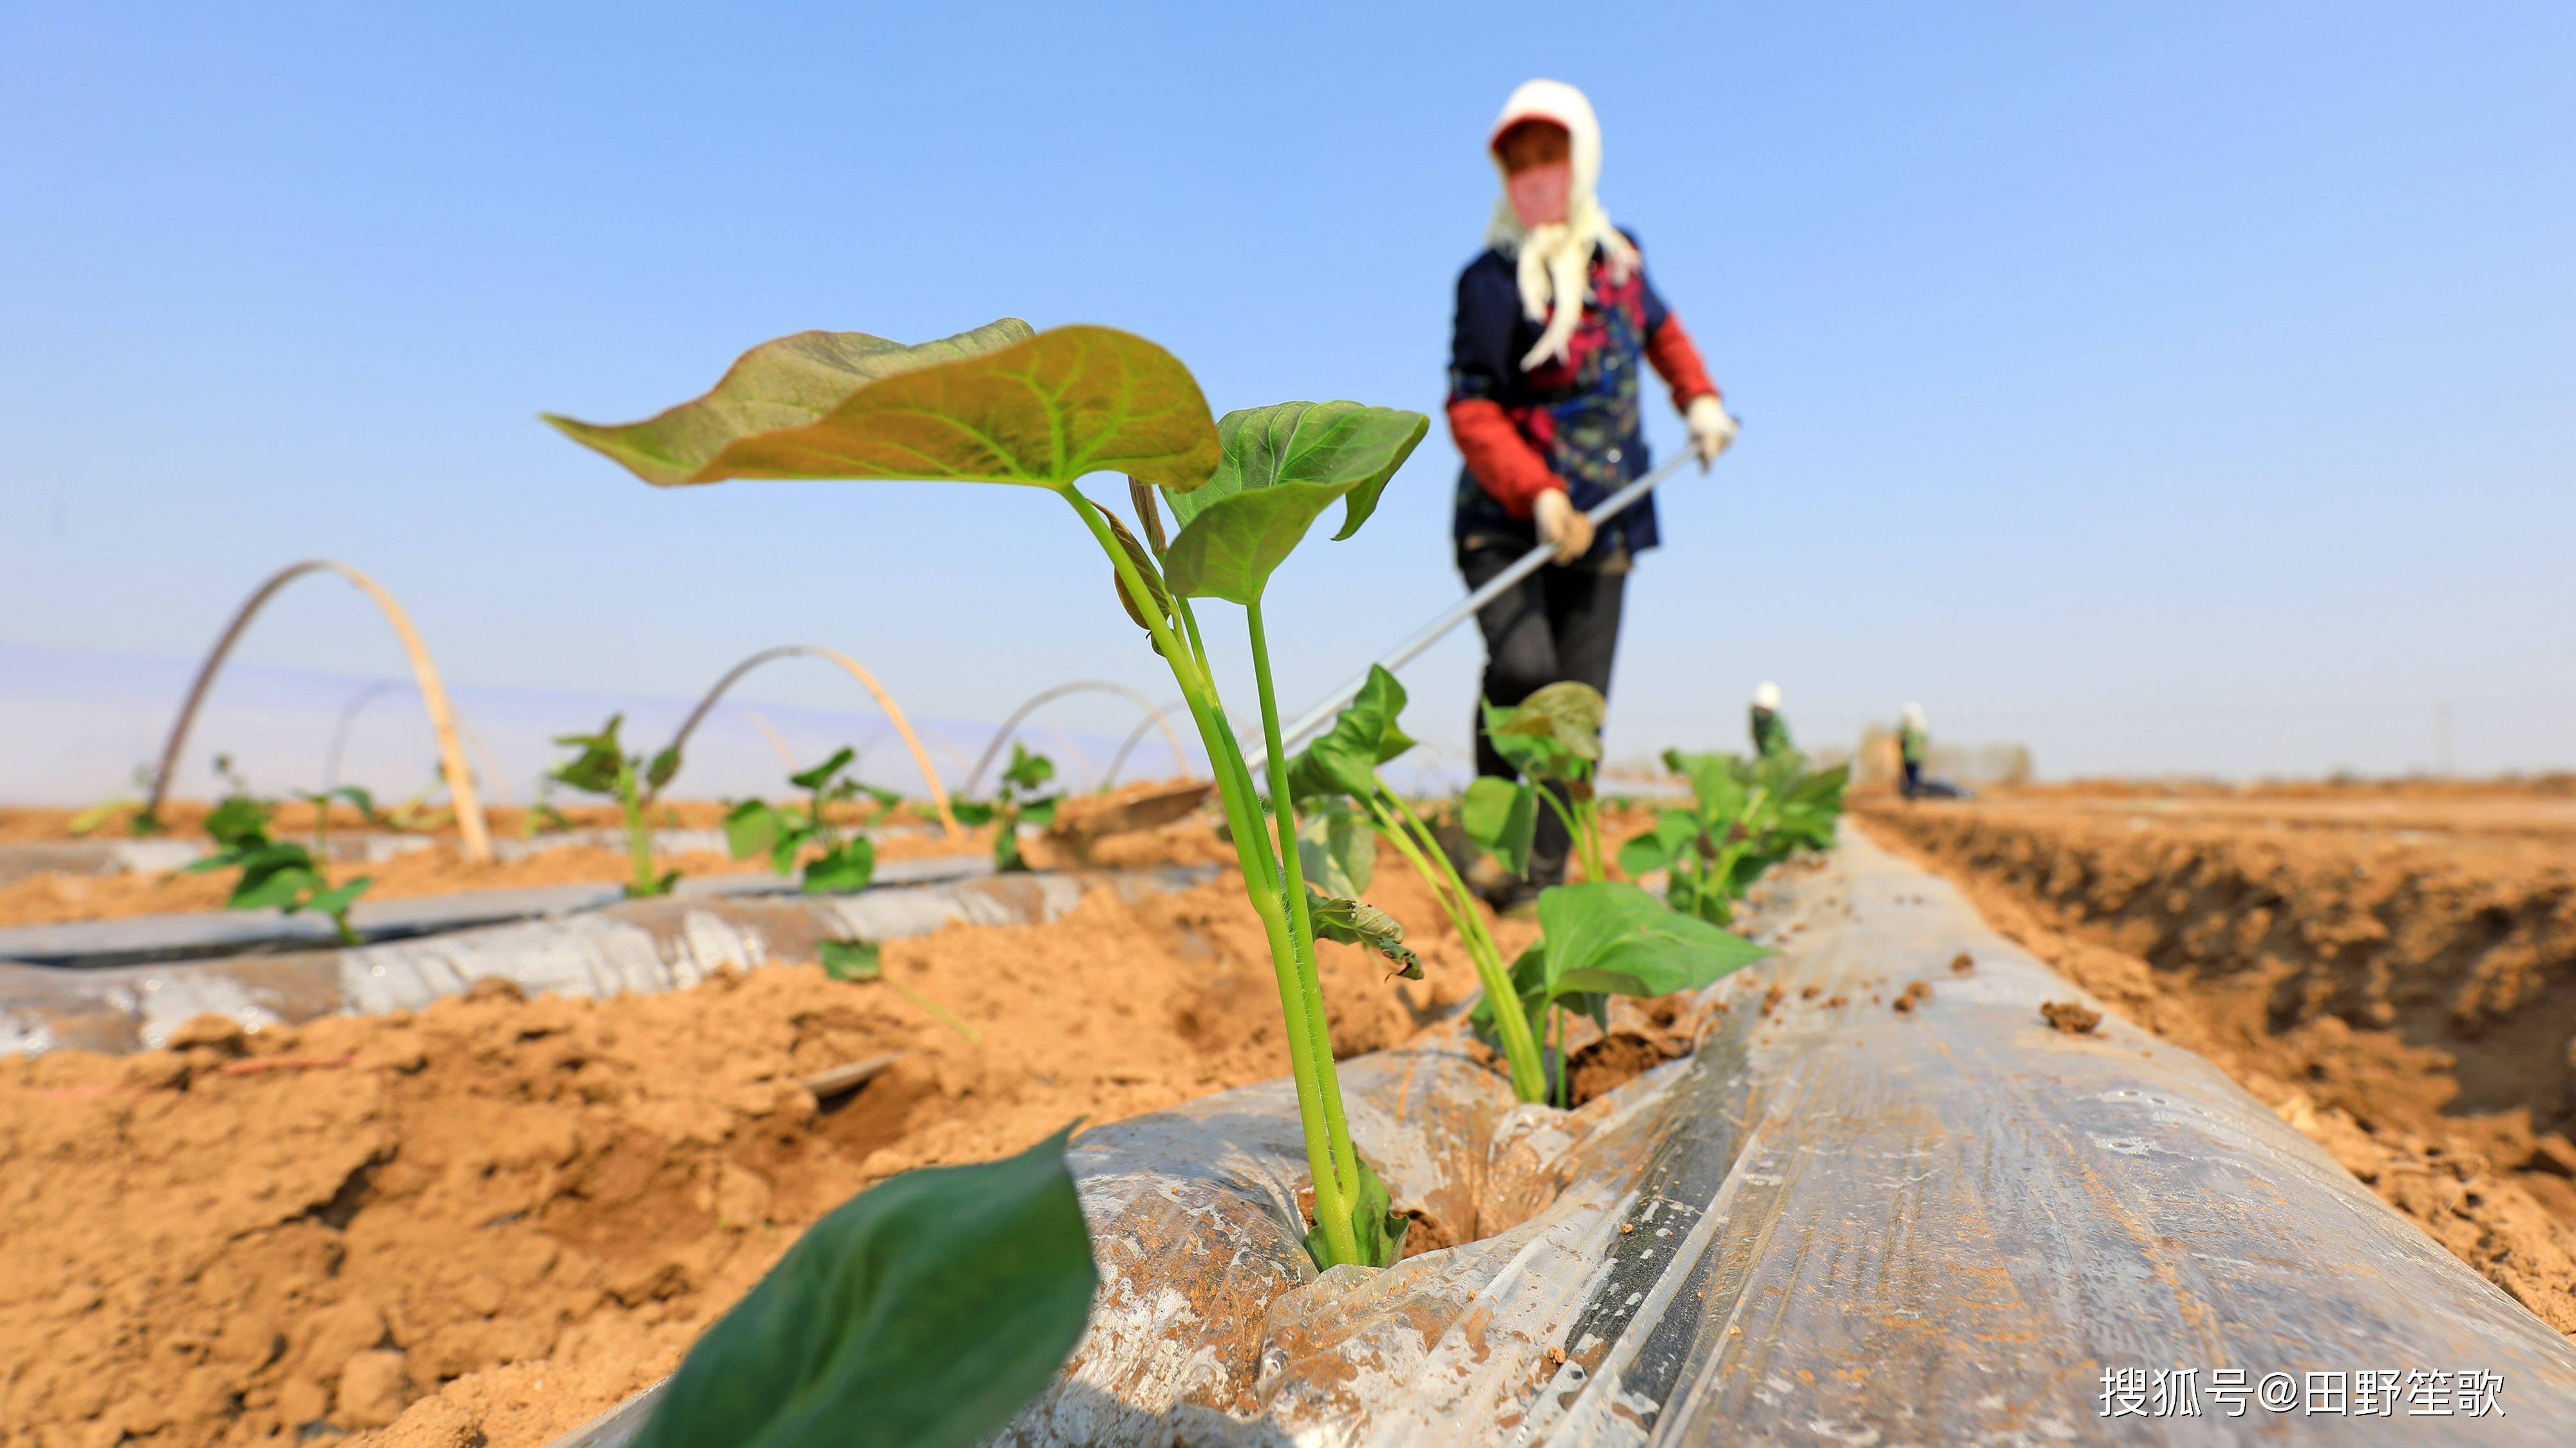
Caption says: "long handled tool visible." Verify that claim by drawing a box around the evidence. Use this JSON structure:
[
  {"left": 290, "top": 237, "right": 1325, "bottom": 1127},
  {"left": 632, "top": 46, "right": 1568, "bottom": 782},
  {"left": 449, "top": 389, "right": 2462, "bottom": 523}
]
[{"left": 1246, "top": 453, "right": 1696, "bottom": 772}]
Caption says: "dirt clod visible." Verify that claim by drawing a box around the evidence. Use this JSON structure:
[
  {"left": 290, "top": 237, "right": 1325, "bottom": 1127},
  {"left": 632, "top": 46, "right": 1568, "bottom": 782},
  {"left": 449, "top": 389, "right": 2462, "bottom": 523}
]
[
  {"left": 2040, "top": 1000, "right": 2103, "bottom": 1034},
  {"left": 463, "top": 976, "right": 526, "bottom": 1005},
  {"left": 1893, "top": 980, "right": 1933, "bottom": 1013},
  {"left": 167, "top": 1013, "right": 251, "bottom": 1056},
  {"left": 1949, "top": 951, "right": 1975, "bottom": 973}
]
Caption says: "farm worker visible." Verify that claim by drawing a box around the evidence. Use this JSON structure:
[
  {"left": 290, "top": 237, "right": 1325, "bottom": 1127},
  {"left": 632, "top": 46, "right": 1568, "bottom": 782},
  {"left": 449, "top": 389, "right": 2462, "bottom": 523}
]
[
  {"left": 1451, "top": 78, "right": 1738, "bottom": 893},
  {"left": 1749, "top": 681, "right": 1794, "bottom": 759},
  {"left": 1898, "top": 703, "right": 1929, "bottom": 798}
]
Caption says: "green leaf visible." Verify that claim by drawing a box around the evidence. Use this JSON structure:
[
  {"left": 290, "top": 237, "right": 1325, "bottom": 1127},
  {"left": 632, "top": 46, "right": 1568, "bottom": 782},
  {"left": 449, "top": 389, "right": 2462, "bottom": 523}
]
[
  {"left": 1493, "top": 683, "right": 1605, "bottom": 765},
  {"left": 725, "top": 799, "right": 786, "bottom": 862},
  {"left": 859, "top": 783, "right": 907, "bottom": 811},
  {"left": 547, "top": 322, "right": 1220, "bottom": 493},
  {"left": 550, "top": 715, "right": 629, "bottom": 796},
  {"left": 227, "top": 843, "right": 320, "bottom": 911},
  {"left": 947, "top": 800, "right": 996, "bottom": 828},
  {"left": 202, "top": 795, "right": 273, "bottom": 850},
  {"left": 1537, "top": 882, "right": 1769, "bottom": 1000},
  {"left": 1663, "top": 750, "right": 1748, "bottom": 828},
  {"left": 1307, "top": 893, "right": 1420, "bottom": 979},
  {"left": 802, "top": 839, "right": 878, "bottom": 895},
  {"left": 1303, "top": 1150, "right": 1409, "bottom": 1271},
  {"left": 819, "top": 939, "right": 883, "bottom": 982},
  {"left": 1615, "top": 808, "right": 1701, "bottom": 879},
  {"left": 1460, "top": 777, "right": 1537, "bottom": 879},
  {"left": 1289, "top": 665, "right": 1416, "bottom": 802},
  {"left": 1019, "top": 796, "right": 1059, "bottom": 830},
  {"left": 769, "top": 832, "right": 808, "bottom": 877},
  {"left": 790, "top": 747, "right": 857, "bottom": 793},
  {"left": 303, "top": 877, "right": 372, "bottom": 920},
  {"left": 1294, "top": 799, "right": 1376, "bottom": 899},
  {"left": 633, "top": 1127, "right": 1098, "bottom": 1448},
  {"left": 1001, "top": 744, "right": 1055, "bottom": 794},
  {"left": 645, "top": 747, "right": 683, "bottom": 792},
  {"left": 1160, "top": 402, "right": 1428, "bottom": 603}
]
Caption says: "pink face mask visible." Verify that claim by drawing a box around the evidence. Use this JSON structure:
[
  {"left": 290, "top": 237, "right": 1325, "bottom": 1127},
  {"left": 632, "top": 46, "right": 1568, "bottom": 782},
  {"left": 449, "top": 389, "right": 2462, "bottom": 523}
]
[{"left": 1507, "top": 162, "right": 1571, "bottom": 228}]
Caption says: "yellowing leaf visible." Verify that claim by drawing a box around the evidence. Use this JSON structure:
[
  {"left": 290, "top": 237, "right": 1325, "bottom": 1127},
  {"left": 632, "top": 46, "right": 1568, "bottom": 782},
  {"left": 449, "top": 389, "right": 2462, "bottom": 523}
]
[{"left": 549, "top": 323, "right": 1220, "bottom": 492}]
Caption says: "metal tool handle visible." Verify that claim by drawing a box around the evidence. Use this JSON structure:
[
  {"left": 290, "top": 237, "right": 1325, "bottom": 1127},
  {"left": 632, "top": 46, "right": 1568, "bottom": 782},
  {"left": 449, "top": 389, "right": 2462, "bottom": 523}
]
[{"left": 1247, "top": 453, "right": 1694, "bottom": 772}]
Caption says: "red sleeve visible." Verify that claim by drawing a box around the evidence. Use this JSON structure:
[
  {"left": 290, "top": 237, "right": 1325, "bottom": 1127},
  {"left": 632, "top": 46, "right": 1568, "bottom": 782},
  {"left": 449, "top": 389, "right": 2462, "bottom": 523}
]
[
  {"left": 1446, "top": 397, "right": 1562, "bottom": 520},
  {"left": 1644, "top": 315, "right": 1720, "bottom": 413}
]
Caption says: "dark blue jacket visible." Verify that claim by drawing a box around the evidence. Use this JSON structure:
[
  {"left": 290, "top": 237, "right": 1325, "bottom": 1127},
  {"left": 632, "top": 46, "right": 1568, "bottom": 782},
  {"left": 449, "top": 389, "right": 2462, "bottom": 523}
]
[{"left": 1447, "top": 231, "right": 1692, "bottom": 566}]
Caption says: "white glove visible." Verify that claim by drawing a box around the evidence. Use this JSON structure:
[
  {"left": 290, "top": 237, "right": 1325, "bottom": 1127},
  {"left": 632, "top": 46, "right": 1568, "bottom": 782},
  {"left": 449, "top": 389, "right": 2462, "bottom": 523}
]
[
  {"left": 1687, "top": 394, "right": 1739, "bottom": 470},
  {"left": 1533, "top": 488, "right": 1594, "bottom": 564}
]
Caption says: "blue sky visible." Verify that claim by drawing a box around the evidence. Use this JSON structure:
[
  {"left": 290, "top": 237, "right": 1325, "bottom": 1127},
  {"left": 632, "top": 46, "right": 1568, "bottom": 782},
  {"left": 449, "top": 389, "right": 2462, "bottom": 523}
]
[{"left": 4, "top": 1, "right": 2570, "bottom": 795}]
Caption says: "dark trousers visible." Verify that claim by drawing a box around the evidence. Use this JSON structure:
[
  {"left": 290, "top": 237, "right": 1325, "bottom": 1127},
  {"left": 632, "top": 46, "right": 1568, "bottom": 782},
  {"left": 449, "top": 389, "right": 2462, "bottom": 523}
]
[{"left": 1459, "top": 544, "right": 1627, "bottom": 886}]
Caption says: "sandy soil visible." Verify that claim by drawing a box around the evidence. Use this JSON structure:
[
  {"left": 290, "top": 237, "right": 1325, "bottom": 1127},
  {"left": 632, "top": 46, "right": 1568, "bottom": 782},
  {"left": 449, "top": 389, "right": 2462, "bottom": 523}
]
[
  {"left": 0, "top": 834, "right": 1561, "bottom": 1448},
  {"left": 1859, "top": 786, "right": 2576, "bottom": 1335}
]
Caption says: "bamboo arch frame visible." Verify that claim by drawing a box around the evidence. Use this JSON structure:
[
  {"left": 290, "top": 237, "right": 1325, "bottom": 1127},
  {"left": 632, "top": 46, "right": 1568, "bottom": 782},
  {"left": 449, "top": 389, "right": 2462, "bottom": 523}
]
[
  {"left": 147, "top": 560, "right": 494, "bottom": 861},
  {"left": 651, "top": 645, "right": 960, "bottom": 837},
  {"left": 962, "top": 681, "right": 1197, "bottom": 796}
]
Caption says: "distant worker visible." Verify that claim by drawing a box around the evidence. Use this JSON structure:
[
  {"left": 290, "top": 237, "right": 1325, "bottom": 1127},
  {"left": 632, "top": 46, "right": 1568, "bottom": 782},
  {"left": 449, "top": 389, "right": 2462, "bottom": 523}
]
[
  {"left": 1450, "top": 78, "right": 1739, "bottom": 891},
  {"left": 1749, "top": 681, "right": 1794, "bottom": 758},
  {"left": 1897, "top": 702, "right": 1929, "bottom": 798}
]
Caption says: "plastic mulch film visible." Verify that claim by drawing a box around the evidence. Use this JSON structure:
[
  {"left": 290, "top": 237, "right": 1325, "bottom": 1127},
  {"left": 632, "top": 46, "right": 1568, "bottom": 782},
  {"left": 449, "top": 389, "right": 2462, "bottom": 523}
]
[{"left": 0, "top": 862, "right": 1216, "bottom": 1056}]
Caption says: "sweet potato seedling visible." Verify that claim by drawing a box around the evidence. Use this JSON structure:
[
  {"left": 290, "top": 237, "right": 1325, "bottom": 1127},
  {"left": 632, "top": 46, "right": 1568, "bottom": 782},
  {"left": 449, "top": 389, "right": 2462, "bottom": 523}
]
[
  {"left": 1472, "top": 881, "right": 1770, "bottom": 1105},
  {"left": 547, "top": 714, "right": 680, "bottom": 898},
  {"left": 726, "top": 746, "right": 898, "bottom": 892},
  {"left": 550, "top": 321, "right": 1423, "bottom": 1270},
  {"left": 1468, "top": 682, "right": 1613, "bottom": 886},
  {"left": 1618, "top": 749, "right": 1849, "bottom": 924},
  {"left": 946, "top": 743, "right": 1058, "bottom": 873},
  {"left": 180, "top": 791, "right": 373, "bottom": 947},
  {"left": 1441, "top": 683, "right": 1771, "bottom": 1103}
]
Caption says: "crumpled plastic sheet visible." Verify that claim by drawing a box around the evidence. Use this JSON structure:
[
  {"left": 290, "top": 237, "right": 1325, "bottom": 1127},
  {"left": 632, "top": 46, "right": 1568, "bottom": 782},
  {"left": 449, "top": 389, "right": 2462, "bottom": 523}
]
[
  {"left": 0, "top": 862, "right": 1217, "bottom": 1056},
  {"left": 556, "top": 828, "right": 2576, "bottom": 1446}
]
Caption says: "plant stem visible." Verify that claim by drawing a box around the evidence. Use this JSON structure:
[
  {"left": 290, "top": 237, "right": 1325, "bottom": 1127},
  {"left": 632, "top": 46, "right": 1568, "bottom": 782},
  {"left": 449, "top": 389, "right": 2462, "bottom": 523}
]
[
  {"left": 617, "top": 759, "right": 657, "bottom": 897},
  {"left": 1246, "top": 600, "right": 1361, "bottom": 1223},
  {"left": 1370, "top": 790, "right": 1548, "bottom": 1101},
  {"left": 1577, "top": 795, "right": 1606, "bottom": 883},
  {"left": 1533, "top": 782, "right": 1589, "bottom": 875},
  {"left": 1063, "top": 490, "right": 1361, "bottom": 1264}
]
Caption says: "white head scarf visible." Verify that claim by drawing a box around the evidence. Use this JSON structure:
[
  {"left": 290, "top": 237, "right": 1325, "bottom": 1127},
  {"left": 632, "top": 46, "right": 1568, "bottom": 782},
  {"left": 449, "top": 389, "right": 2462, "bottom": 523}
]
[
  {"left": 1753, "top": 681, "right": 1782, "bottom": 710},
  {"left": 1484, "top": 79, "right": 1638, "bottom": 372}
]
